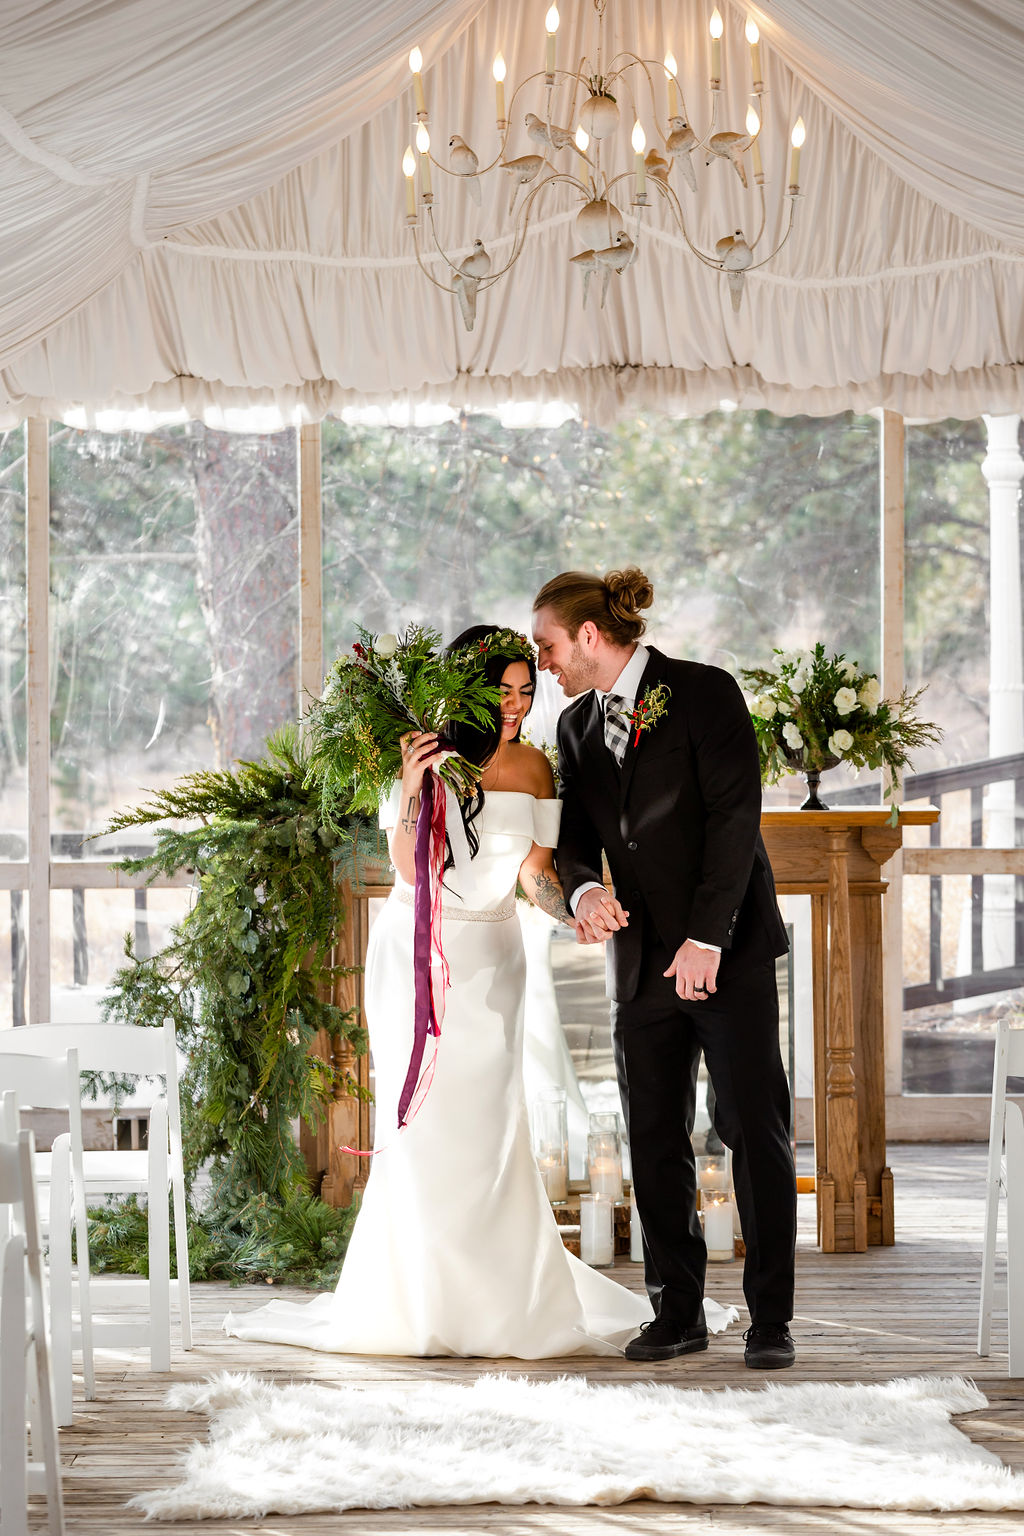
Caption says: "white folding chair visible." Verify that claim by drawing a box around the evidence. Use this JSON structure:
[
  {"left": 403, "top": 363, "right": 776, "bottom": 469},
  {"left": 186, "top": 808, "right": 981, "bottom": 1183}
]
[
  {"left": 978, "top": 1019, "right": 1024, "bottom": 1374},
  {"left": 0, "top": 1052, "right": 94, "bottom": 1427},
  {"left": 0, "top": 1126, "right": 66, "bottom": 1536},
  {"left": 0, "top": 1020, "right": 192, "bottom": 1366}
]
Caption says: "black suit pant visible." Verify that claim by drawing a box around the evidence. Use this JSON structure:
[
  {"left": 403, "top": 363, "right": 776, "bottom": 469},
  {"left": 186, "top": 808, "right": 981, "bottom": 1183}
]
[{"left": 611, "top": 929, "right": 796, "bottom": 1328}]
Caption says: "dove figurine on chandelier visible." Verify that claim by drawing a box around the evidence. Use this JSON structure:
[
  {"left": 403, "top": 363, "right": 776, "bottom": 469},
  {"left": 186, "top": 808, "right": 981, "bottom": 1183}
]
[
  {"left": 453, "top": 238, "right": 491, "bottom": 331},
  {"left": 715, "top": 230, "right": 753, "bottom": 312},
  {"left": 707, "top": 132, "right": 749, "bottom": 189},
  {"left": 448, "top": 135, "right": 481, "bottom": 206},
  {"left": 525, "top": 112, "right": 578, "bottom": 155},
  {"left": 665, "top": 117, "right": 698, "bottom": 193},
  {"left": 502, "top": 154, "right": 546, "bottom": 215}
]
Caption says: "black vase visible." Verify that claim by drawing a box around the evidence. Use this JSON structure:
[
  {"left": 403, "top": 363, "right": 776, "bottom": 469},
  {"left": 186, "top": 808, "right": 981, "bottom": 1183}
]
[{"left": 801, "top": 769, "right": 829, "bottom": 810}]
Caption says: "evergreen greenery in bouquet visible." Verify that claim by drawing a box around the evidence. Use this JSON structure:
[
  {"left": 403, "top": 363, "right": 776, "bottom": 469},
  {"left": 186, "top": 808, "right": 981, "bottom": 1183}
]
[
  {"left": 306, "top": 623, "right": 507, "bottom": 822},
  {"left": 740, "top": 642, "right": 940, "bottom": 807}
]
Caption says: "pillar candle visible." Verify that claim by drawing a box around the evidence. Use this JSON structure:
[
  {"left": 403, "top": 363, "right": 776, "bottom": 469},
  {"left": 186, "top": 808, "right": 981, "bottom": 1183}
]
[
  {"left": 704, "top": 1194, "right": 735, "bottom": 1260},
  {"left": 629, "top": 1185, "right": 643, "bottom": 1261},
  {"left": 580, "top": 1194, "right": 614, "bottom": 1266}
]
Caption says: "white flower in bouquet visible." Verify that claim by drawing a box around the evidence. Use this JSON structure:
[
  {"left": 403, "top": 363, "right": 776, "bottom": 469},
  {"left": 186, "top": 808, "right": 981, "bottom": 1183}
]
[
  {"left": 741, "top": 641, "right": 940, "bottom": 823},
  {"left": 375, "top": 633, "right": 399, "bottom": 659},
  {"left": 858, "top": 675, "right": 881, "bottom": 714}
]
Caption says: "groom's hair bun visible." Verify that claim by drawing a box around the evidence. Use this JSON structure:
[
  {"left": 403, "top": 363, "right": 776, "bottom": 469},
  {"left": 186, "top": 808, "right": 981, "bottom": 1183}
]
[
  {"left": 533, "top": 567, "right": 654, "bottom": 645},
  {"left": 605, "top": 567, "right": 654, "bottom": 631}
]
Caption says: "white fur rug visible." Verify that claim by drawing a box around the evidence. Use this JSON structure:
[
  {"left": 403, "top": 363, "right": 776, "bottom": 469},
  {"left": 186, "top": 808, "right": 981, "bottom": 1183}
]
[{"left": 132, "top": 1372, "right": 1024, "bottom": 1520}]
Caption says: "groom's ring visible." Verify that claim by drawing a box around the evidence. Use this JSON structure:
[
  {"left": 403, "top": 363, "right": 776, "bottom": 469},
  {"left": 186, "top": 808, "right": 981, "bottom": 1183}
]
[{"left": 694, "top": 984, "right": 708, "bottom": 995}]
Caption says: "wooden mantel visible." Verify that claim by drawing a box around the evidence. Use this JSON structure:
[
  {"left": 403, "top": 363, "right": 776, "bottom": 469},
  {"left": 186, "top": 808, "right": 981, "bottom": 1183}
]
[{"left": 761, "top": 807, "right": 939, "bottom": 1252}]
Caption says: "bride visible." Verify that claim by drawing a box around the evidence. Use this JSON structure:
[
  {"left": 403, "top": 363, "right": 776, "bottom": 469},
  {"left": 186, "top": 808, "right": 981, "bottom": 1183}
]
[{"left": 226, "top": 625, "right": 734, "bottom": 1358}]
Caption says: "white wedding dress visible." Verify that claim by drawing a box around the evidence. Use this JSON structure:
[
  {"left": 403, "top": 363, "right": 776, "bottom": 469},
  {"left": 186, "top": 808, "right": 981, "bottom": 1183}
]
[{"left": 225, "top": 786, "right": 734, "bottom": 1359}]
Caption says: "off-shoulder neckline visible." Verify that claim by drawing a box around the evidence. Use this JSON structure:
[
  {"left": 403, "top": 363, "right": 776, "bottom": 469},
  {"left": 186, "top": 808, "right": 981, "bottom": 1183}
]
[{"left": 473, "top": 789, "right": 557, "bottom": 802}]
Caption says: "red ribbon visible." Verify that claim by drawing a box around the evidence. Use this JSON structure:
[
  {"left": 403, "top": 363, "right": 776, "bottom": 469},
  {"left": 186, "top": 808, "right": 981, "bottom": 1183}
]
[
  {"left": 397, "top": 769, "right": 449, "bottom": 1128},
  {"left": 342, "top": 769, "right": 450, "bottom": 1154}
]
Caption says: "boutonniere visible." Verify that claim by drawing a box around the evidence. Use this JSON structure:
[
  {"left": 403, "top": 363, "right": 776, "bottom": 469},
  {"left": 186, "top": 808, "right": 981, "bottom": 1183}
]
[{"left": 628, "top": 683, "right": 671, "bottom": 748}]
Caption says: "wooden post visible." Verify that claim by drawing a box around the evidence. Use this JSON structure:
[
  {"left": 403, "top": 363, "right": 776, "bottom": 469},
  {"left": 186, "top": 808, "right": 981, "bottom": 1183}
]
[
  {"left": 25, "top": 418, "right": 50, "bottom": 1025},
  {"left": 825, "top": 829, "right": 863, "bottom": 1251},
  {"left": 320, "top": 882, "right": 365, "bottom": 1209},
  {"left": 880, "top": 409, "right": 905, "bottom": 1099}
]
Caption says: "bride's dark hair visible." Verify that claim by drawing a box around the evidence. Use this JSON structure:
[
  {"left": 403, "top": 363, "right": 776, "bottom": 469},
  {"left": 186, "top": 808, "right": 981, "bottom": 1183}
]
[{"left": 442, "top": 624, "right": 537, "bottom": 861}]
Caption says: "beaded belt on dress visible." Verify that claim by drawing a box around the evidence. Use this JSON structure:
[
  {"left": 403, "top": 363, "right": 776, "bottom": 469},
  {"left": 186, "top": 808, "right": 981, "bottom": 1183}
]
[{"left": 393, "top": 886, "right": 516, "bottom": 922}]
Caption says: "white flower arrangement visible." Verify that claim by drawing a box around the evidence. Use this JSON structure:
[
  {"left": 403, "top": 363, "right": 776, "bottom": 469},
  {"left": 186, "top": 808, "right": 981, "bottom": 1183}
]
[{"left": 741, "top": 642, "right": 940, "bottom": 812}]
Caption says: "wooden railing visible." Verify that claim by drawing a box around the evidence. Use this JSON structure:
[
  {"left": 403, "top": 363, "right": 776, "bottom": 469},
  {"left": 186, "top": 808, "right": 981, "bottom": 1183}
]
[{"left": 827, "top": 753, "right": 1024, "bottom": 1009}]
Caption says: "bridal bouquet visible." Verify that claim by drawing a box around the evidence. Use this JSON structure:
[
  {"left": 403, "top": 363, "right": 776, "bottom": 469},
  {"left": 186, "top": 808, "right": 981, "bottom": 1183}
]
[
  {"left": 306, "top": 624, "right": 504, "bottom": 823},
  {"left": 740, "top": 642, "right": 940, "bottom": 790}
]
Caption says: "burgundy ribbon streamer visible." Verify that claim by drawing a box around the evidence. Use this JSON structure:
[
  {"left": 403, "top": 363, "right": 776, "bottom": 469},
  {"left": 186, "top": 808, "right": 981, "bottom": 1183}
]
[{"left": 396, "top": 769, "right": 448, "bottom": 1127}]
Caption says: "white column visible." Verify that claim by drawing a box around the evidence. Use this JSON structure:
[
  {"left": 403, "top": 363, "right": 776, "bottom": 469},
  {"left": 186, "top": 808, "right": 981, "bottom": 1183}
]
[
  {"left": 982, "top": 415, "right": 1024, "bottom": 971},
  {"left": 880, "top": 411, "right": 905, "bottom": 1097},
  {"left": 25, "top": 418, "right": 50, "bottom": 1024}
]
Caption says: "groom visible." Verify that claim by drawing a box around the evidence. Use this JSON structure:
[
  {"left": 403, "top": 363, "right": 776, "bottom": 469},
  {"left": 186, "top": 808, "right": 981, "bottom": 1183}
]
[{"left": 532, "top": 568, "right": 797, "bottom": 1369}]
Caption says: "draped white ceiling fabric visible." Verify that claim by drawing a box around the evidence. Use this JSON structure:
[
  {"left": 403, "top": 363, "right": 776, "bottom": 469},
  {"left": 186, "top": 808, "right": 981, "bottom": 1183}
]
[{"left": 1, "top": 0, "right": 1023, "bottom": 426}]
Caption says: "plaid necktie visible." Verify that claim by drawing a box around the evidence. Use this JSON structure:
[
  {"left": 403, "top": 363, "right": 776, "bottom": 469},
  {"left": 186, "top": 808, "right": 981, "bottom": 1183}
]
[{"left": 603, "top": 692, "right": 630, "bottom": 767}]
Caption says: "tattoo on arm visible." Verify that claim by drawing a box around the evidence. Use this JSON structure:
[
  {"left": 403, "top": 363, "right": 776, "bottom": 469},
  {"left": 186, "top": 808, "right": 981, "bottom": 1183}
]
[
  {"left": 529, "top": 868, "right": 573, "bottom": 926},
  {"left": 399, "top": 794, "right": 419, "bottom": 836}
]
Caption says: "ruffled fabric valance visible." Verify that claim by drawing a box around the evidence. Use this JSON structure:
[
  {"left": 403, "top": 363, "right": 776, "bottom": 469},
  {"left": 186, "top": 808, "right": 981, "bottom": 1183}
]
[{"left": 1, "top": 0, "right": 1023, "bottom": 426}]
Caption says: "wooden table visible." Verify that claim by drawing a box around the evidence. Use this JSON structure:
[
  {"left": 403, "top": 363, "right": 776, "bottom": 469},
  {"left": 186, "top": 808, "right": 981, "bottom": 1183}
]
[{"left": 761, "top": 808, "right": 939, "bottom": 1253}]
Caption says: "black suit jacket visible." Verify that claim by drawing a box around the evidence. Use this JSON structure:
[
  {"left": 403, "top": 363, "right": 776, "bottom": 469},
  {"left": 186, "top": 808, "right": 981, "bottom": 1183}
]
[{"left": 555, "top": 646, "right": 788, "bottom": 1003}]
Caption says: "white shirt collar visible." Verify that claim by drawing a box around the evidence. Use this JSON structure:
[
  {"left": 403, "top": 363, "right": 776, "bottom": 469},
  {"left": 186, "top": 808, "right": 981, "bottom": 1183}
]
[{"left": 595, "top": 642, "right": 649, "bottom": 709}]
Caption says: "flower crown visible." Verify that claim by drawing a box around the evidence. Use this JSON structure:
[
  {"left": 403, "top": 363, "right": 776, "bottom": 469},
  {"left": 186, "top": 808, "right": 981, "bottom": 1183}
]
[{"left": 455, "top": 628, "right": 535, "bottom": 666}]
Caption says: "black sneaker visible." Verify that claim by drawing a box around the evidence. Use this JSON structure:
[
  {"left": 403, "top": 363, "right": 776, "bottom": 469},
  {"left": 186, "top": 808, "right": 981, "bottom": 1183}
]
[
  {"left": 743, "top": 1322, "right": 796, "bottom": 1369},
  {"left": 624, "top": 1316, "right": 709, "bottom": 1362}
]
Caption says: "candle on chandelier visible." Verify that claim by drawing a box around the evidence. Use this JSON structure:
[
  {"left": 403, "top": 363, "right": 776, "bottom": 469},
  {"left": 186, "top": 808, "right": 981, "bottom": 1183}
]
[
  {"left": 746, "top": 105, "right": 762, "bottom": 178},
  {"left": 632, "top": 120, "right": 647, "bottom": 199},
  {"left": 709, "top": 8, "right": 723, "bottom": 85},
  {"left": 409, "top": 46, "right": 427, "bottom": 116},
  {"left": 545, "top": 5, "right": 559, "bottom": 76},
  {"left": 415, "top": 122, "right": 432, "bottom": 196},
  {"left": 745, "top": 16, "right": 763, "bottom": 90},
  {"left": 575, "top": 124, "right": 591, "bottom": 190},
  {"left": 402, "top": 145, "right": 417, "bottom": 217},
  {"left": 664, "top": 52, "right": 678, "bottom": 119},
  {"left": 493, "top": 52, "right": 507, "bottom": 126},
  {"left": 789, "top": 115, "right": 805, "bottom": 190}
]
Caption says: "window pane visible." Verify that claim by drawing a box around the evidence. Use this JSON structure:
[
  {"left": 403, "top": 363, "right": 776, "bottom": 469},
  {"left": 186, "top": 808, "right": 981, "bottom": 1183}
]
[
  {"left": 45, "top": 424, "right": 299, "bottom": 1024},
  {"left": 0, "top": 425, "right": 26, "bottom": 1027},
  {"left": 48, "top": 424, "right": 299, "bottom": 838},
  {"left": 902, "top": 418, "right": 1004, "bottom": 1092}
]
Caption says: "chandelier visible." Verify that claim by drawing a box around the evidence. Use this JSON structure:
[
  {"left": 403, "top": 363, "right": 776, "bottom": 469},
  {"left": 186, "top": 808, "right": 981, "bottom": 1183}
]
[{"left": 401, "top": 1, "right": 806, "bottom": 330}]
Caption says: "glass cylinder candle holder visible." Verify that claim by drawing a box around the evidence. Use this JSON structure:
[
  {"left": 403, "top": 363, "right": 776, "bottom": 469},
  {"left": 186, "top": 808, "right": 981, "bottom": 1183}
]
[
  {"left": 532, "top": 1088, "right": 569, "bottom": 1204},
  {"left": 696, "top": 1152, "right": 730, "bottom": 1197},
  {"left": 703, "top": 1191, "right": 735, "bottom": 1261},
  {"left": 579, "top": 1193, "right": 614, "bottom": 1266},
  {"left": 588, "top": 1110, "right": 620, "bottom": 1133},
  {"left": 629, "top": 1184, "right": 644, "bottom": 1261},
  {"left": 587, "top": 1129, "right": 623, "bottom": 1203}
]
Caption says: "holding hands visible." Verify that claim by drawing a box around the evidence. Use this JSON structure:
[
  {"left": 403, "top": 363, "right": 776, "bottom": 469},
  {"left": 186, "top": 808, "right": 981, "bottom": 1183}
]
[{"left": 574, "top": 888, "right": 630, "bottom": 946}]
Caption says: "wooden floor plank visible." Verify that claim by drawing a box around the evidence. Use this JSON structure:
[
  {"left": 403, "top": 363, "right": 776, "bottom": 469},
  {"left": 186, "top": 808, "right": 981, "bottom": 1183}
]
[{"left": 34, "top": 1144, "right": 1024, "bottom": 1535}]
